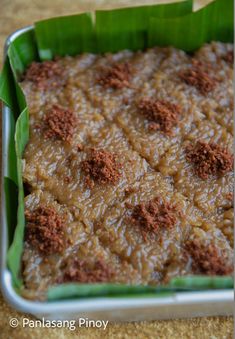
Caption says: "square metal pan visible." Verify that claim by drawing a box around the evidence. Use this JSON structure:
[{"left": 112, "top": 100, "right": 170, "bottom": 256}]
[{"left": 0, "top": 25, "right": 233, "bottom": 321}]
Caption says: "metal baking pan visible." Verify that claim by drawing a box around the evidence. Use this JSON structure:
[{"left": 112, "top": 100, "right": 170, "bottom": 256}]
[{"left": 0, "top": 25, "right": 233, "bottom": 321}]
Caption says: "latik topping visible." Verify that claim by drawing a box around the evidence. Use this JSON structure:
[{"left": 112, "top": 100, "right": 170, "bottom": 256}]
[
  {"left": 127, "top": 197, "right": 180, "bottom": 241},
  {"left": 81, "top": 148, "right": 122, "bottom": 188},
  {"left": 43, "top": 104, "right": 77, "bottom": 142},
  {"left": 186, "top": 140, "right": 233, "bottom": 180},
  {"left": 61, "top": 259, "right": 113, "bottom": 283},
  {"left": 77, "top": 143, "right": 84, "bottom": 152},
  {"left": 98, "top": 62, "right": 132, "bottom": 89},
  {"left": 226, "top": 192, "right": 234, "bottom": 202},
  {"left": 137, "top": 98, "right": 181, "bottom": 135},
  {"left": 25, "top": 206, "right": 65, "bottom": 255},
  {"left": 23, "top": 60, "right": 63, "bottom": 89},
  {"left": 223, "top": 50, "right": 234, "bottom": 64},
  {"left": 179, "top": 61, "right": 216, "bottom": 95},
  {"left": 185, "top": 239, "right": 233, "bottom": 275}
]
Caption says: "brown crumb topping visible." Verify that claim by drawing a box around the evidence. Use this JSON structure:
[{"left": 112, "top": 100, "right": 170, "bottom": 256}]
[
  {"left": 81, "top": 148, "right": 122, "bottom": 188},
  {"left": 185, "top": 239, "right": 233, "bottom": 275},
  {"left": 23, "top": 60, "right": 63, "bottom": 89},
  {"left": 124, "top": 186, "right": 136, "bottom": 197},
  {"left": 98, "top": 62, "right": 132, "bottom": 89},
  {"left": 225, "top": 192, "right": 234, "bottom": 208},
  {"left": 223, "top": 50, "right": 234, "bottom": 64},
  {"left": 43, "top": 104, "right": 77, "bottom": 142},
  {"left": 25, "top": 207, "right": 65, "bottom": 255},
  {"left": 127, "top": 197, "right": 180, "bottom": 241},
  {"left": 226, "top": 192, "right": 234, "bottom": 201},
  {"left": 186, "top": 141, "right": 233, "bottom": 180},
  {"left": 61, "top": 259, "right": 113, "bottom": 283},
  {"left": 179, "top": 61, "right": 216, "bottom": 95},
  {"left": 64, "top": 176, "right": 72, "bottom": 184},
  {"left": 137, "top": 98, "right": 180, "bottom": 135},
  {"left": 123, "top": 97, "right": 130, "bottom": 105},
  {"left": 77, "top": 143, "right": 84, "bottom": 152}
]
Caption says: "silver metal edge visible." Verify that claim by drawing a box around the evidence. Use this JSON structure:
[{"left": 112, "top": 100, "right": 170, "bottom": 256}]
[
  {"left": 3, "top": 25, "right": 34, "bottom": 54},
  {"left": 1, "top": 271, "right": 234, "bottom": 316},
  {"left": 0, "top": 25, "right": 233, "bottom": 319}
]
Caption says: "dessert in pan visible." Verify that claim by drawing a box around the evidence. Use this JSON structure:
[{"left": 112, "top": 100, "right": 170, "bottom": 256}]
[{"left": 20, "top": 42, "right": 233, "bottom": 299}]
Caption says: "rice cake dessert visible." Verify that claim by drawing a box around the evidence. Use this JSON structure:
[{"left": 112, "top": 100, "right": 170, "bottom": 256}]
[
  {"left": 94, "top": 171, "right": 232, "bottom": 284},
  {"left": 71, "top": 48, "right": 168, "bottom": 121},
  {"left": 22, "top": 190, "right": 142, "bottom": 300},
  {"left": 157, "top": 120, "right": 233, "bottom": 215},
  {"left": 21, "top": 42, "right": 234, "bottom": 299},
  {"left": 24, "top": 122, "right": 149, "bottom": 230}
]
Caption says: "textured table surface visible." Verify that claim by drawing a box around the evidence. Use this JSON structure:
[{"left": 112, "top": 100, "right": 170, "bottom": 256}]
[{"left": 0, "top": 1, "right": 233, "bottom": 338}]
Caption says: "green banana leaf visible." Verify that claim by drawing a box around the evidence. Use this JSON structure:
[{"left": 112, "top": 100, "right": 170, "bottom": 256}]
[
  {"left": 149, "top": 0, "right": 234, "bottom": 51},
  {"left": 35, "top": 13, "right": 96, "bottom": 60},
  {"left": 48, "top": 276, "right": 233, "bottom": 301},
  {"left": 0, "top": 0, "right": 233, "bottom": 300},
  {"left": 168, "top": 276, "right": 234, "bottom": 289},
  {"left": 48, "top": 284, "right": 173, "bottom": 301},
  {"left": 7, "top": 108, "right": 29, "bottom": 287},
  {"left": 95, "top": 0, "right": 193, "bottom": 52},
  {"left": 0, "top": 65, "right": 18, "bottom": 184},
  {"left": 1, "top": 30, "right": 33, "bottom": 286}
]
